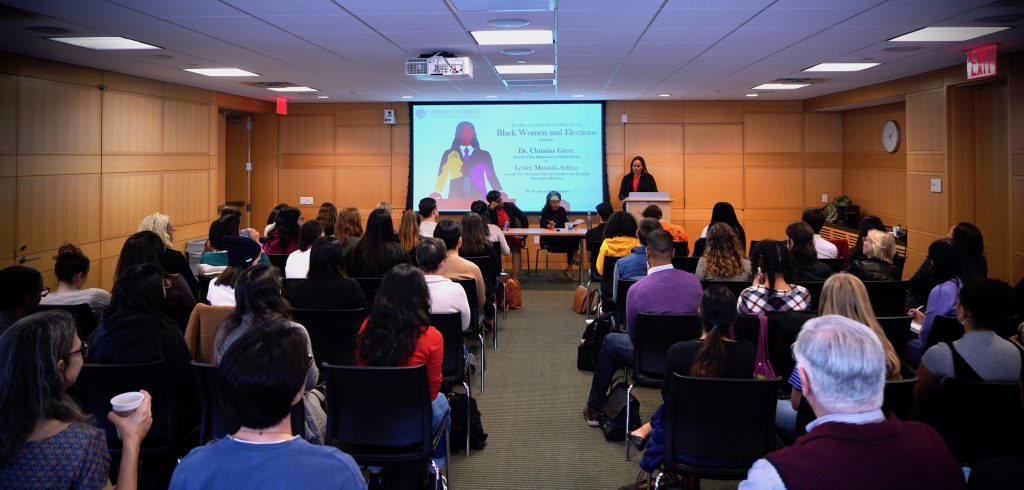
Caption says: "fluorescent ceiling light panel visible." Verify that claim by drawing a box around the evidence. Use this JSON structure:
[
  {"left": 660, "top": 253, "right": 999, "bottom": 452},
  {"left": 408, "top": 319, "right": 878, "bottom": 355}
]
[
  {"left": 49, "top": 36, "right": 160, "bottom": 50},
  {"left": 184, "top": 68, "right": 260, "bottom": 77},
  {"left": 401, "top": 95, "right": 414, "bottom": 99},
  {"left": 470, "top": 30, "right": 553, "bottom": 45},
  {"left": 804, "top": 62, "right": 879, "bottom": 72},
  {"left": 267, "top": 86, "right": 318, "bottom": 92},
  {"left": 745, "top": 93, "right": 759, "bottom": 97},
  {"left": 752, "top": 83, "right": 808, "bottom": 90},
  {"left": 495, "top": 64, "right": 554, "bottom": 74},
  {"left": 889, "top": 26, "right": 1009, "bottom": 42}
]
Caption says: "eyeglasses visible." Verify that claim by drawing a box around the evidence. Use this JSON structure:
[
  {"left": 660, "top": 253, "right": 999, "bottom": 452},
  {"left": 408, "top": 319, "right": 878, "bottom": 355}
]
[{"left": 65, "top": 341, "right": 89, "bottom": 359}]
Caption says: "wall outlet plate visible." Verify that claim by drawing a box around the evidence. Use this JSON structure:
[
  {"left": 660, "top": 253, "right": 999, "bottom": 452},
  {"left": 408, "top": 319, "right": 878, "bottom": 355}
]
[
  {"left": 299, "top": 196, "right": 314, "bottom": 205},
  {"left": 930, "top": 178, "right": 942, "bottom": 193},
  {"left": 621, "top": 113, "right": 627, "bottom": 124},
  {"left": 821, "top": 193, "right": 829, "bottom": 203}
]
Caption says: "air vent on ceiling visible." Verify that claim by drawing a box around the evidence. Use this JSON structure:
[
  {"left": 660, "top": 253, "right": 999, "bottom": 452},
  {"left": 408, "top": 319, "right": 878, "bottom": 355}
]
[
  {"left": 246, "top": 82, "right": 294, "bottom": 88},
  {"left": 502, "top": 79, "right": 556, "bottom": 87}
]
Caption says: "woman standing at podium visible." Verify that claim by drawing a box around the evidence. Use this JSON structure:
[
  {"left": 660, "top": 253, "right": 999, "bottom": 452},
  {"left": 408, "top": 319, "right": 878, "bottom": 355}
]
[{"left": 617, "top": 156, "right": 658, "bottom": 202}]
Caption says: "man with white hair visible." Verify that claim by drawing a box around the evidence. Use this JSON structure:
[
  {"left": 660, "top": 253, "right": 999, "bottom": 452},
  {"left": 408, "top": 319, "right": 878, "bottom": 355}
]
[{"left": 740, "top": 315, "right": 964, "bottom": 490}]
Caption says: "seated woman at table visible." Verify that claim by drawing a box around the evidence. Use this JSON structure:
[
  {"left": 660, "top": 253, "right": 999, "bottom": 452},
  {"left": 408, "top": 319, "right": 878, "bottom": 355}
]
[{"left": 539, "top": 191, "right": 578, "bottom": 280}]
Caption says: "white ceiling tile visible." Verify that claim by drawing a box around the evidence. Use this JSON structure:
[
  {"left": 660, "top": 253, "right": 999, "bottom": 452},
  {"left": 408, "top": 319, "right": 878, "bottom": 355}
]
[
  {"left": 221, "top": 0, "right": 345, "bottom": 16},
  {"left": 642, "top": 27, "right": 736, "bottom": 44},
  {"left": 650, "top": 8, "right": 761, "bottom": 29},
  {"left": 260, "top": 15, "right": 372, "bottom": 34}
]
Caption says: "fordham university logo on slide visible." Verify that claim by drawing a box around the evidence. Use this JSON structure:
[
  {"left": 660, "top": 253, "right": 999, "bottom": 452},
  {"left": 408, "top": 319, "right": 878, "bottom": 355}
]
[{"left": 415, "top": 108, "right": 426, "bottom": 120}]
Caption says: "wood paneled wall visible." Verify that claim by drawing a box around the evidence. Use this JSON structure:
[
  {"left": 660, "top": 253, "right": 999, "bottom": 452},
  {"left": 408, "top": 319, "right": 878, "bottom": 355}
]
[
  {"left": 842, "top": 103, "right": 907, "bottom": 228},
  {"left": 0, "top": 55, "right": 222, "bottom": 291}
]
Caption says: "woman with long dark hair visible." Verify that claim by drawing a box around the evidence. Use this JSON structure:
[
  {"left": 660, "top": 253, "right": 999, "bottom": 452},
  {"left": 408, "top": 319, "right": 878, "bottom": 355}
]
[
  {"left": 0, "top": 310, "right": 153, "bottom": 489},
  {"left": 263, "top": 207, "right": 302, "bottom": 255},
  {"left": 285, "top": 221, "right": 324, "bottom": 279},
  {"left": 696, "top": 223, "right": 752, "bottom": 281},
  {"left": 700, "top": 202, "right": 746, "bottom": 249},
  {"left": 905, "top": 221, "right": 987, "bottom": 309},
  {"left": 539, "top": 191, "right": 578, "bottom": 280},
  {"left": 460, "top": 212, "right": 499, "bottom": 268},
  {"left": 348, "top": 208, "right": 409, "bottom": 277},
  {"left": 471, "top": 200, "right": 509, "bottom": 256},
  {"left": 628, "top": 286, "right": 755, "bottom": 474},
  {"left": 316, "top": 202, "right": 338, "bottom": 238},
  {"left": 214, "top": 265, "right": 325, "bottom": 443},
  {"left": 906, "top": 239, "right": 969, "bottom": 364},
  {"left": 285, "top": 237, "right": 367, "bottom": 311},
  {"left": 356, "top": 264, "right": 449, "bottom": 471},
  {"left": 785, "top": 221, "right": 831, "bottom": 282},
  {"left": 617, "top": 155, "right": 658, "bottom": 202},
  {"left": 737, "top": 241, "right": 811, "bottom": 314},
  {"left": 114, "top": 231, "right": 196, "bottom": 330}
]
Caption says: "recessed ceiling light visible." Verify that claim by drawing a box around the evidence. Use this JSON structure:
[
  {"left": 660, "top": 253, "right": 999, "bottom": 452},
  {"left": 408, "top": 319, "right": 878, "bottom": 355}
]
[
  {"left": 401, "top": 95, "right": 414, "bottom": 99},
  {"left": 752, "top": 83, "right": 808, "bottom": 90},
  {"left": 495, "top": 64, "right": 554, "bottom": 74},
  {"left": 267, "top": 86, "right": 318, "bottom": 92},
  {"left": 471, "top": 30, "right": 553, "bottom": 45},
  {"left": 485, "top": 95, "right": 498, "bottom": 98},
  {"left": 317, "top": 96, "right": 329, "bottom": 99},
  {"left": 500, "top": 48, "right": 535, "bottom": 56},
  {"left": 804, "top": 62, "right": 880, "bottom": 72},
  {"left": 889, "top": 26, "right": 1010, "bottom": 42},
  {"left": 571, "top": 94, "right": 584, "bottom": 98},
  {"left": 658, "top": 94, "right": 671, "bottom": 97},
  {"left": 184, "top": 68, "right": 260, "bottom": 77},
  {"left": 49, "top": 36, "right": 161, "bottom": 50},
  {"left": 488, "top": 18, "right": 530, "bottom": 28},
  {"left": 516, "top": 60, "right": 528, "bottom": 64},
  {"left": 745, "top": 93, "right": 758, "bottom": 97}
]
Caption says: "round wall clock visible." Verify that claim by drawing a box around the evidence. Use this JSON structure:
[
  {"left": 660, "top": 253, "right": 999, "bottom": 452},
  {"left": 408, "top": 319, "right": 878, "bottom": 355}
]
[{"left": 882, "top": 120, "right": 900, "bottom": 153}]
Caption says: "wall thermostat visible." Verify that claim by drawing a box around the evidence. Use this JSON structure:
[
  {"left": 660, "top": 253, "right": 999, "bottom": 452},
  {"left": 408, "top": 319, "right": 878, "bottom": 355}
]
[{"left": 384, "top": 109, "right": 396, "bottom": 125}]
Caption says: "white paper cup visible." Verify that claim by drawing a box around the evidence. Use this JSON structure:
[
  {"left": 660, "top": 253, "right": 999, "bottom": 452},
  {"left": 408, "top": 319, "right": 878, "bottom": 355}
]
[{"left": 111, "top": 391, "right": 144, "bottom": 416}]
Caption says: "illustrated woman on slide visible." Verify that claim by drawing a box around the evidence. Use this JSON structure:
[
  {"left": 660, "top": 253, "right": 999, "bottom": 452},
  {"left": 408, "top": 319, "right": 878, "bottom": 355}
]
[{"left": 433, "top": 121, "right": 502, "bottom": 200}]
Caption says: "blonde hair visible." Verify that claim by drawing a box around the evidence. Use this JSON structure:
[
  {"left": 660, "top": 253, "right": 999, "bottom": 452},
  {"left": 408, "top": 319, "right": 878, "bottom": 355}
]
[
  {"left": 398, "top": 210, "right": 422, "bottom": 253},
  {"left": 705, "top": 223, "right": 744, "bottom": 278},
  {"left": 138, "top": 213, "right": 173, "bottom": 249},
  {"left": 819, "top": 274, "right": 902, "bottom": 380},
  {"left": 864, "top": 229, "right": 896, "bottom": 263}
]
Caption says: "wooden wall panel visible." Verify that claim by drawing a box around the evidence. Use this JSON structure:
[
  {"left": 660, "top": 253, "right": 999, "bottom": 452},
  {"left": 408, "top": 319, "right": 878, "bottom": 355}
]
[
  {"left": 683, "top": 101, "right": 744, "bottom": 123},
  {"left": 279, "top": 116, "right": 334, "bottom": 154},
  {"left": 803, "top": 113, "right": 843, "bottom": 153},
  {"left": 744, "top": 114, "right": 802, "bottom": 153},
  {"left": 163, "top": 171, "right": 210, "bottom": 226},
  {"left": 336, "top": 126, "right": 391, "bottom": 155},
  {"left": 17, "top": 174, "right": 101, "bottom": 253},
  {"left": 0, "top": 178, "right": 13, "bottom": 258},
  {"left": 19, "top": 58, "right": 101, "bottom": 88},
  {"left": 18, "top": 78, "right": 101, "bottom": 154},
  {"left": 843, "top": 103, "right": 906, "bottom": 156},
  {"left": 684, "top": 124, "right": 742, "bottom": 154},
  {"left": 103, "top": 91, "right": 163, "bottom": 153},
  {"left": 605, "top": 124, "right": 624, "bottom": 154},
  {"left": 336, "top": 166, "right": 390, "bottom": 210},
  {"left": 102, "top": 155, "right": 208, "bottom": 173},
  {"left": 624, "top": 124, "right": 683, "bottom": 154},
  {"left": 1014, "top": 176, "right": 1024, "bottom": 255},
  {"left": 906, "top": 90, "right": 944, "bottom": 152},
  {"left": 804, "top": 168, "right": 843, "bottom": 208},
  {"left": 745, "top": 168, "right": 804, "bottom": 209},
  {"left": 279, "top": 168, "right": 335, "bottom": 219},
  {"left": 906, "top": 173, "right": 946, "bottom": 236},
  {"left": 685, "top": 167, "right": 743, "bottom": 209},
  {"left": 0, "top": 74, "right": 15, "bottom": 155},
  {"left": 17, "top": 155, "right": 101, "bottom": 176},
  {"left": 163, "top": 99, "right": 210, "bottom": 153},
  {"left": 844, "top": 167, "right": 906, "bottom": 225},
  {"left": 101, "top": 173, "right": 162, "bottom": 239},
  {"left": 391, "top": 127, "right": 410, "bottom": 165},
  {"left": 645, "top": 165, "right": 684, "bottom": 207},
  {"left": 335, "top": 103, "right": 394, "bottom": 125},
  {"left": 622, "top": 101, "right": 685, "bottom": 124}
]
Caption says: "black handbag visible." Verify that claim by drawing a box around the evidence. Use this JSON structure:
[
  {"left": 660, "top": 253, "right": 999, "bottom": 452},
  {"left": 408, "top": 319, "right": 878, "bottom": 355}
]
[
  {"left": 577, "top": 312, "right": 614, "bottom": 371},
  {"left": 599, "top": 378, "right": 641, "bottom": 441}
]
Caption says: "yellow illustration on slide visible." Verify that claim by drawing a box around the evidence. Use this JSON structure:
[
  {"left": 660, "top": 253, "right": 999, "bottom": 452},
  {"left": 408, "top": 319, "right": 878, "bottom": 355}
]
[{"left": 434, "top": 150, "right": 464, "bottom": 194}]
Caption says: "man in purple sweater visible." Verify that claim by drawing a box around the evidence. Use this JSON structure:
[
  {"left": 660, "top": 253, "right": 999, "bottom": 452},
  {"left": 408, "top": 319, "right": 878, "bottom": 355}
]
[
  {"left": 583, "top": 230, "right": 702, "bottom": 426},
  {"left": 740, "top": 315, "right": 964, "bottom": 490}
]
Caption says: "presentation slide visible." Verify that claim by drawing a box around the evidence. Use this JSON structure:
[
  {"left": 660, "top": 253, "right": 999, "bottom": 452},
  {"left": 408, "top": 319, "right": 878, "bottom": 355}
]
[{"left": 410, "top": 102, "right": 606, "bottom": 213}]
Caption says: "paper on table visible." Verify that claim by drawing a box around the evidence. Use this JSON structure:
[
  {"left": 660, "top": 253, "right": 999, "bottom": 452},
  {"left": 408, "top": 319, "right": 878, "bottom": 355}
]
[{"left": 910, "top": 321, "right": 922, "bottom": 334}]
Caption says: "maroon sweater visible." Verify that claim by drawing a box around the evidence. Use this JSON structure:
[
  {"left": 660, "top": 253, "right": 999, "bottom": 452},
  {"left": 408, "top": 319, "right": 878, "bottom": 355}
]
[{"left": 766, "top": 416, "right": 964, "bottom": 490}]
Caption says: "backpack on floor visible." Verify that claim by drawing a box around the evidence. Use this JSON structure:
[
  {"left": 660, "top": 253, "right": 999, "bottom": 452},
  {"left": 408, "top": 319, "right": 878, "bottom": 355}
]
[
  {"left": 449, "top": 393, "right": 488, "bottom": 453},
  {"left": 577, "top": 312, "right": 614, "bottom": 371},
  {"left": 497, "top": 278, "right": 523, "bottom": 310},
  {"left": 599, "top": 378, "right": 641, "bottom": 441}
]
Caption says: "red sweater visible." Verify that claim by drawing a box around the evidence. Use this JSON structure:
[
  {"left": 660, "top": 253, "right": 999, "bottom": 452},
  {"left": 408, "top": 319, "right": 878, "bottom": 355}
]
[
  {"left": 766, "top": 416, "right": 964, "bottom": 490},
  {"left": 356, "top": 321, "right": 443, "bottom": 400}
]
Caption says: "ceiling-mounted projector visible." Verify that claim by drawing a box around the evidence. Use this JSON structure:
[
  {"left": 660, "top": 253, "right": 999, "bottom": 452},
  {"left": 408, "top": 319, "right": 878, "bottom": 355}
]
[{"left": 404, "top": 52, "right": 473, "bottom": 81}]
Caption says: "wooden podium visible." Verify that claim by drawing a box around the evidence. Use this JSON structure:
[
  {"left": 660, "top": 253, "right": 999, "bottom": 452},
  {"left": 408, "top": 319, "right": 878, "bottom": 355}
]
[{"left": 623, "top": 192, "right": 673, "bottom": 222}]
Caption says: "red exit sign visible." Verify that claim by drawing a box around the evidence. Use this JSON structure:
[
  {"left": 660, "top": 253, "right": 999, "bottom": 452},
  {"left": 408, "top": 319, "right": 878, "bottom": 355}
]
[{"left": 966, "top": 44, "right": 997, "bottom": 80}]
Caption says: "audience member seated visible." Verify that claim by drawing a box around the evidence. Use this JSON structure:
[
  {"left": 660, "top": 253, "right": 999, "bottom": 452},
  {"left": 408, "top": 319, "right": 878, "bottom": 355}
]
[
  {"left": 263, "top": 207, "right": 302, "bottom": 255},
  {"left": 419, "top": 197, "right": 440, "bottom": 237},
  {"left": 906, "top": 222, "right": 988, "bottom": 310},
  {"left": 89, "top": 263, "right": 199, "bottom": 442},
  {"left": 418, "top": 238, "right": 471, "bottom": 331},
  {"left": 630, "top": 286, "right": 756, "bottom": 473},
  {"left": 215, "top": 265, "right": 325, "bottom": 443},
  {"left": 641, "top": 204, "right": 687, "bottom": 243},
  {"left": 585, "top": 202, "right": 613, "bottom": 275},
  {"left": 433, "top": 220, "right": 486, "bottom": 311},
  {"left": 801, "top": 208, "right": 838, "bottom": 259},
  {"left": 208, "top": 236, "right": 263, "bottom": 307},
  {"left": 780, "top": 274, "right": 903, "bottom": 437},
  {"left": 850, "top": 215, "right": 885, "bottom": 262},
  {"left": 460, "top": 212, "right": 501, "bottom": 280},
  {"left": 199, "top": 214, "right": 266, "bottom": 275},
  {"left": 583, "top": 230, "right": 702, "bottom": 426},
  {"left": 0, "top": 266, "right": 44, "bottom": 335},
  {"left": 171, "top": 321, "right": 364, "bottom": 489},
  {"left": 914, "top": 279, "right": 1022, "bottom": 414},
  {"left": 285, "top": 221, "right": 324, "bottom": 279},
  {"left": 335, "top": 207, "right": 363, "bottom": 257},
  {"left": 611, "top": 218, "right": 662, "bottom": 302},
  {"left": 696, "top": 223, "right": 752, "bottom": 282},
  {"left": 40, "top": 243, "right": 110, "bottom": 325},
  {"left": 785, "top": 221, "right": 832, "bottom": 282},
  {"left": 595, "top": 211, "right": 639, "bottom": 276},
  {"left": 139, "top": 212, "right": 200, "bottom": 298},
  {"left": 739, "top": 315, "right": 964, "bottom": 490},
  {"left": 316, "top": 202, "right": 338, "bottom": 238},
  {"left": 486, "top": 190, "right": 529, "bottom": 279},
  {"left": 906, "top": 239, "right": 967, "bottom": 365},
  {"left": 347, "top": 208, "right": 408, "bottom": 278},
  {"left": 470, "top": 200, "right": 510, "bottom": 256},
  {"left": 700, "top": 201, "right": 747, "bottom": 247},
  {"left": 398, "top": 209, "right": 422, "bottom": 255},
  {"left": 737, "top": 241, "right": 810, "bottom": 315},
  {"left": 0, "top": 310, "right": 153, "bottom": 489},
  {"left": 848, "top": 229, "right": 900, "bottom": 281},
  {"left": 263, "top": 203, "right": 289, "bottom": 238},
  {"left": 285, "top": 237, "right": 368, "bottom": 311},
  {"left": 115, "top": 231, "right": 196, "bottom": 330},
  {"left": 355, "top": 264, "right": 450, "bottom": 471}
]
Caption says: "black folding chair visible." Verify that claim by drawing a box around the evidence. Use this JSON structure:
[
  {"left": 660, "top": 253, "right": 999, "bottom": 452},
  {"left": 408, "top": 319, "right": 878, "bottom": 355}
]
[
  {"left": 938, "top": 378, "right": 1024, "bottom": 465},
  {"left": 924, "top": 315, "right": 965, "bottom": 351},
  {"left": 38, "top": 303, "right": 99, "bottom": 341},
  {"left": 797, "top": 281, "right": 825, "bottom": 312},
  {"left": 322, "top": 364, "right": 450, "bottom": 488},
  {"left": 463, "top": 255, "right": 499, "bottom": 350},
  {"left": 863, "top": 280, "right": 910, "bottom": 317},
  {"left": 819, "top": 258, "right": 844, "bottom": 273},
  {"left": 453, "top": 278, "right": 485, "bottom": 392},
  {"left": 625, "top": 313, "right": 703, "bottom": 460},
  {"left": 266, "top": 254, "right": 289, "bottom": 277},
  {"left": 291, "top": 308, "right": 367, "bottom": 369},
  {"left": 672, "top": 241, "right": 689, "bottom": 257},
  {"left": 191, "top": 361, "right": 304, "bottom": 444},
  {"left": 282, "top": 278, "right": 305, "bottom": 294},
  {"left": 614, "top": 278, "right": 640, "bottom": 331},
  {"left": 600, "top": 256, "right": 623, "bottom": 314},
  {"left": 75, "top": 361, "right": 174, "bottom": 456},
  {"left": 691, "top": 238, "right": 706, "bottom": 257},
  {"left": 876, "top": 316, "right": 913, "bottom": 360},
  {"left": 670, "top": 256, "right": 700, "bottom": 274},
  {"left": 432, "top": 312, "right": 472, "bottom": 457},
  {"left": 353, "top": 277, "right": 383, "bottom": 305},
  {"left": 794, "top": 377, "right": 920, "bottom": 438}
]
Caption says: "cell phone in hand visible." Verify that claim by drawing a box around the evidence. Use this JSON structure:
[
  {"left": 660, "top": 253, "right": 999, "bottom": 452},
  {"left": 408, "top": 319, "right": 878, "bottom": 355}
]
[{"left": 240, "top": 229, "right": 250, "bottom": 239}]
